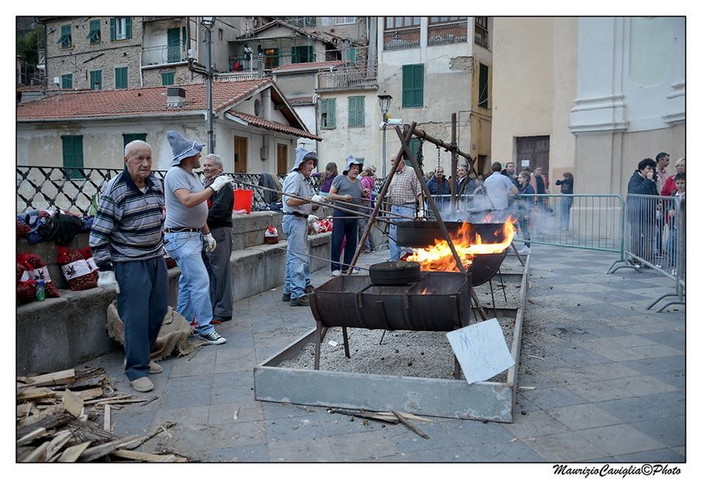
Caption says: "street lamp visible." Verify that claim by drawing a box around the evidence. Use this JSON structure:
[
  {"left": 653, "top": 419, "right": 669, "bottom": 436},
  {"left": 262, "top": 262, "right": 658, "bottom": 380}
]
[
  {"left": 377, "top": 93, "right": 393, "bottom": 177},
  {"left": 201, "top": 16, "right": 215, "bottom": 153}
]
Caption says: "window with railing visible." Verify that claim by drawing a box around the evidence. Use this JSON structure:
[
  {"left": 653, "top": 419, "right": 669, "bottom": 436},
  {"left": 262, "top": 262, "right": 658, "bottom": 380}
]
[
  {"left": 427, "top": 17, "right": 468, "bottom": 46},
  {"left": 384, "top": 17, "right": 420, "bottom": 51},
  {"left": 111, "top": 17, "right": 132, "bottom": 41},
  {"left": 58, "top": 24, "right": 72, "bottom": 48},
  {"left": 474, "top": 16, "right": 489, "bottom": 49}
]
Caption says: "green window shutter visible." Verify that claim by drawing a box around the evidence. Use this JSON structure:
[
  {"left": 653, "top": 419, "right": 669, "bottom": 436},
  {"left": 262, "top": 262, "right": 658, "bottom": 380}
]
[
  {"left": 348, "top": 96, "right": 365, "bottom": 127},
  {"left": 320, "top": 98, "right": 336, "bottom": 129},
  {"left": 292, "top": 45, "right": 313, "bottom": 63},
  {"left": 161, "top": 72, "right": 175, "bottom": 85},
  {"left": 125, "top": 17, "right": 132, "bottom": 39},
  {"left": 59, "top": 24, "right": 72, "bottom": 48},
  {"left": 62, "top": 136, "right": 84, "bottom": 179},
  {"left": 348, "top": 48, "right": 357, "bottom": 63},
  {"left": 61, "top": 74, "right": 72, "bottom": 89},
  {"left": 478, "top": 63, "right": 489, "bottom": 109},
  {"left": 110, "top": 18, "right": 116, "bottom": 41},
  {"left": 123, "top": 133, "right": 147, "bottom": 147},
  {"left": 87, "top": 20, "right": 101, "bottom": 44},
  {"left": 167, "top": 28, "right": 181, "bottom": 62},
  {"left": 402, "top": 64, "right": 424, "bottom": 108},
  {"left": 90, "top": 70, "right": 102, "bottom": 90},
  {"left": 115, "top": 67, "right": 128, "bottom": 89}
]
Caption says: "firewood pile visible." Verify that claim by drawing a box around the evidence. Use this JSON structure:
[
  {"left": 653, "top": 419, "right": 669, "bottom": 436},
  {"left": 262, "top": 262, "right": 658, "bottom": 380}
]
[{"left": 16, "top": 367, "right": 192, "bottom": 462}]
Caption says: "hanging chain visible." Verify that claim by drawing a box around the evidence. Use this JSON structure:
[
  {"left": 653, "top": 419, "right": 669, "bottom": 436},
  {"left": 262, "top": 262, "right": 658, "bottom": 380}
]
[{"left": 436, "top": 145, "right": 441, "bottom": 169}]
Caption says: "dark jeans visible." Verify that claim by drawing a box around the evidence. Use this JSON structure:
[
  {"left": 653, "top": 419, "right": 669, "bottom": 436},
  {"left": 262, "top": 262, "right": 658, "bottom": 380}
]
[
  {"left": 114, "top": 257, "right": 169, "bottom": 381},
  {"left": 331, "top": 216, "right": 359, "bottom": 272}
]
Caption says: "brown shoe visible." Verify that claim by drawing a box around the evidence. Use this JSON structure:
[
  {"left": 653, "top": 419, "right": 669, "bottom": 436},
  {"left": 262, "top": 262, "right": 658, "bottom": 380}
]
[
  {"left": 290, "top": 296, "right": 310, "bottom": 307},
  {"left": 130, "top": 376, "right": 154, "bottom": 393}
]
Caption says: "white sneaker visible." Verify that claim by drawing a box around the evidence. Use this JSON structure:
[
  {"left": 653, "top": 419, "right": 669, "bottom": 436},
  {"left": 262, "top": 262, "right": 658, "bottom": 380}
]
[
  {"left": 517, "top": 246, "right": 531, "bottom": 255},
  {"left": 351, "top": 267, "right": 360, "bottom": 275},
  {"left": 332, "top": 270, "right": 341, "bottom": 277}
]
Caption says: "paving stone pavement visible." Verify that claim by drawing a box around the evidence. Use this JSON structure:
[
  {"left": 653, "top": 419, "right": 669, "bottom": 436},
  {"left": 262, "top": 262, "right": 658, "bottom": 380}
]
[{"left": 78, "top": 244, "right": 686, "bottom": 467}]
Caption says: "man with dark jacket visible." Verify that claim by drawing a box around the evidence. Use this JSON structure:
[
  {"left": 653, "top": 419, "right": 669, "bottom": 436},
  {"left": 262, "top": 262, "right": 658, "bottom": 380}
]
[
  {"left": 202, "top": 154, "right": 234, "bottom": 323},
  {"left": 627, "top": 158, "right": 658, "bottom": 264}
]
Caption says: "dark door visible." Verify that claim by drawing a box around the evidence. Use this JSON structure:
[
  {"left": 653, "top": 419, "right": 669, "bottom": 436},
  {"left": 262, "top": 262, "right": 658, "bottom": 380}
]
[{"left": 515, "top": 136, "right": 549, "bottom": 173}]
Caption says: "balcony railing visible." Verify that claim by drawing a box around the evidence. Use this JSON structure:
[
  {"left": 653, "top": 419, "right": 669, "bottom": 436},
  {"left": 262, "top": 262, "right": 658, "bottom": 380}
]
[
  {"left": 427, "top": 21, "right": 468, "bottom": 46},
  {"left": 142, "top": 44, "right": 189, "bottom": 66},
  {"left": 317, "top": 67, "right": 377, "bottom": 90},
  {"left": 383, "top": 28, "right": 420, "bottom": 51}
]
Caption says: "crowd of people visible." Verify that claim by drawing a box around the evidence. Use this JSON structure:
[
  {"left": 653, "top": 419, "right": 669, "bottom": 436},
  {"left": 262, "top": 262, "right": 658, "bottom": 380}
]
[{"left": 88, "top": 130, "right": 682, "bottom": 392}]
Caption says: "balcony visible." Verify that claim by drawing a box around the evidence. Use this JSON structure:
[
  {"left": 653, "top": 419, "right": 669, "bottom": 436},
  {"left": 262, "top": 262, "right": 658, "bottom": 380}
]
[
  {"left": 142, "top": 44, "right": 189, "bottom": 66},
  {"left": 427, "top": 20, "right": 468, "bottom": 46},
  {"left": 317, "top": 67, "right": 377, "bottom": 91},
  {"left": 383, "top": 27, "right": 420, "bottom": 51}
]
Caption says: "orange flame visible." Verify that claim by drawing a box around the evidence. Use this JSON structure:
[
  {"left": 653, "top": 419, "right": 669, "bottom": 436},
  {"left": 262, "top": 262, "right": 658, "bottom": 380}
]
[{"left": 404, "top": 218, "right": 516, "bottom": 272}]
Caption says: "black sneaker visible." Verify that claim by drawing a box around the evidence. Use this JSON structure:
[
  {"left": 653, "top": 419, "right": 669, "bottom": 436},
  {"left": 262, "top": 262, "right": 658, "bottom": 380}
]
[
  {"left": 290, "top": 296, "right": 310, "bottom": 307},
  {"left": 282, "top": 292, "right": 291, "bottom": 302},
  {"left": 196, "top": 329, "right": 227, "bottom": 345},
  {"left": 212, "top": 316, "right": 232, "bottom": 324}
]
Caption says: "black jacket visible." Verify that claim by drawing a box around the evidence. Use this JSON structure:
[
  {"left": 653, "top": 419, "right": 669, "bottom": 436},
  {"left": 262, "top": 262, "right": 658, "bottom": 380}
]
[{"left": 207, "top": 183, "right": 234, "bottom": 229}]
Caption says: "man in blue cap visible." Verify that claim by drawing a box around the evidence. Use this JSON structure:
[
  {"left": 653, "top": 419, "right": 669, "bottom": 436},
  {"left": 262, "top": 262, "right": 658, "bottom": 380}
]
[
  {"left": 162, "top": 130, "right": 233, "bottom": 344},
  {"left": 281, "top": 147, "right": 319, "bottom": 306}
]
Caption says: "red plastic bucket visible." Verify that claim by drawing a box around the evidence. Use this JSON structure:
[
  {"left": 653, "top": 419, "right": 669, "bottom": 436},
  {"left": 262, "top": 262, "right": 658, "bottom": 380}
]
[{"left": 233, "top": 189, "right": 253, "bottom": 214}]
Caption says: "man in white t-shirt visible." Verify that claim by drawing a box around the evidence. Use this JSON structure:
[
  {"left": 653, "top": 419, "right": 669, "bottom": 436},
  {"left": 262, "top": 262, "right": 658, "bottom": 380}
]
[{"left": 483, "top": 161, "right": 518, "bottom": 218}]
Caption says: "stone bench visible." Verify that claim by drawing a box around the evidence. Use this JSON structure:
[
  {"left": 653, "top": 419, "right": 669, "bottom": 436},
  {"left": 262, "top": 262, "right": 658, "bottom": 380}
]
[{"left": 16, "top": 211, "right": 332, "bottom": 376}]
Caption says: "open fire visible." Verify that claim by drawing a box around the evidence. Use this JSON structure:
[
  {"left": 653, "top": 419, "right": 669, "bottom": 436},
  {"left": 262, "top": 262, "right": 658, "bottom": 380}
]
[{"left": 404, "top": 218, "right": 516, "bottom": 272}]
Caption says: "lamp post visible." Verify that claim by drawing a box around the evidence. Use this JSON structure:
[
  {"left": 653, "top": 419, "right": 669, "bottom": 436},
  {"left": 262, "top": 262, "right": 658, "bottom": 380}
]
[
  {"left": 201, "top": 16, "right": 215, "bottom": 153},
  {"left": 377, "top": 93, "right": 393, "bottom": 178}
]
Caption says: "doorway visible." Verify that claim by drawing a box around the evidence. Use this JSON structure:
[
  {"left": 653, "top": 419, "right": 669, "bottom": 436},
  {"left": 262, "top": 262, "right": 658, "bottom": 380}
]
[
  {"left": 234, "top": 136, "right": 248, "bottom": 173},
  {"left": 276, "top": 144, "right": 288, "bottom": 175},
  {"left": 515, "top": 136, "right": 549, "bottom": 174}
]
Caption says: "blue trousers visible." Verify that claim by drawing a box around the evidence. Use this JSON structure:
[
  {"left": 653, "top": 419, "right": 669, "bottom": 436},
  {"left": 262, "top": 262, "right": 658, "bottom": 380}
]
[
  {"left": 282, "top": 215, "right": 311, "bottom": 300},
  {"left": 331, "top": 216, "right": 359, "bottom": 272},
  {"left": 114, "top": 257, "right": 168, "bottom": 381},
  {"left": 388, "top": 204, "right": 415, "bottom": 261},
  {"left": 164, "top": 231, "right": 215, "bottom": 335}
]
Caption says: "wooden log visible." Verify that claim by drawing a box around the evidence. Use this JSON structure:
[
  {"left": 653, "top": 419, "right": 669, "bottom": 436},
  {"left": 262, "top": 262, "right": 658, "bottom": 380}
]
[
  {"left": 17, "top": 387, "right": 57, "bottom": 402},
  {"left": 16, "top": 411, "right": 74, "bottom": 439},
  {"left": 78, "top": 436, "right": 142, "bottom": 462},
  {"left": 19, "top": 368, "right": 76, "bottom": 388},
  {"left": 104, "top": 405, "right": 111, "bottom": 432},
  {"left": 19, "top": 440, "right": 50, "bottom": 462},
  {"left": 45, "top": 430, "right": 74, "bottom": 462},
  {"left": 328, "top": 408, "right": 400, "bottom": 424}
]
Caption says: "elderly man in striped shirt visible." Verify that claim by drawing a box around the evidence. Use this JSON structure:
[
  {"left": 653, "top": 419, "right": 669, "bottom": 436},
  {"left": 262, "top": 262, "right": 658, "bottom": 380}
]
[
  {"left": 89, "top": 140, "right": 168, "bottom": 393},
  {"left": 387, "top": 154, "right": 424, "bottom": 261}
]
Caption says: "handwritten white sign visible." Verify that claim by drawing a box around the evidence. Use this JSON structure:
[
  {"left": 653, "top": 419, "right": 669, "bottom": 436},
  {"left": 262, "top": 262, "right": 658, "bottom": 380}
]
[{"left": 446, "top": 318, "right": 515, "bottom": 384}]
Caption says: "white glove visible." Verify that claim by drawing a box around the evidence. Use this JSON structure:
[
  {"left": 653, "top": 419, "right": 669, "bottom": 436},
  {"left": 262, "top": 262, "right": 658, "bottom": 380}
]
[
  {"left": 311, "top": 194, "right": 326, "bottom": 204},
  {"left": 203, "top": 233, "right": 217, "bottom": 253},
  {"left": 210, "top": 175, "right": 234, "bottom": 192},
  {"left": 307, "top": 214, "right": 319, "bottom": 224},
  {"left": 416, "top": 208, "right": 425, "bottom": 219},
  {"left": 98, "top": 271, "right": 120, "bottom": 294}
]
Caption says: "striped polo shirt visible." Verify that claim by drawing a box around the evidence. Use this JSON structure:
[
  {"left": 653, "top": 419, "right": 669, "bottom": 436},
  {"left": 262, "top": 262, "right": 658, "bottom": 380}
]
[{"left": 89, "top": 169, "right": 165, "bottom": 269}]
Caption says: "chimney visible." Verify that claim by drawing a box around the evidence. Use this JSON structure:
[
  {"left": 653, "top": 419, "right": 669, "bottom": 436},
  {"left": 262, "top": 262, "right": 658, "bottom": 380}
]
[{"left": 166, "top": 87, "right": 186, "bottom": 108}]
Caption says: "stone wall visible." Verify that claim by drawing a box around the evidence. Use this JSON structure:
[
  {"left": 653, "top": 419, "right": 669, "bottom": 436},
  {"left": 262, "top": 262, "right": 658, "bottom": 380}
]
[{"left": 16, "top": 211, "right": 331, "bottom": 375}]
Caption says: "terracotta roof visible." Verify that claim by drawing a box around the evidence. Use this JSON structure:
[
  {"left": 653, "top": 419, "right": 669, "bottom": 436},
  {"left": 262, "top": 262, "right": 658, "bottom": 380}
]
[
  {"left": 16, "top": 79, "right": 273, "bottom": 121},
  {"left": 228, "top": 112, "right": 321, "bottom": 141},
  {"left": 273, "top": 61, "right": 345, "bottom": 73},
  {"left": 287, "top": 96, "right": 314, "bottom": 105}
]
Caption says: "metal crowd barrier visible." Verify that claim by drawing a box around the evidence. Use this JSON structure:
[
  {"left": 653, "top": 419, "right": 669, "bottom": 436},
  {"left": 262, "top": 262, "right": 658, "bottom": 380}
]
[
  {"left": 607, "top": 193, "right": 686, "bottom": 312},
  {"left": 426, "top": 193, "right": 626, "bottom": 256}
]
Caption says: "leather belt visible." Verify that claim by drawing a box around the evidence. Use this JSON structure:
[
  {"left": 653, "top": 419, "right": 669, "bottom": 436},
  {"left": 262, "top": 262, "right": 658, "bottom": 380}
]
[
  {"left": 284, "top": 211, "right": 309, "bottom": 219},
  {"left": 164, "top": 227, "right": 200, "bottom": 233}
]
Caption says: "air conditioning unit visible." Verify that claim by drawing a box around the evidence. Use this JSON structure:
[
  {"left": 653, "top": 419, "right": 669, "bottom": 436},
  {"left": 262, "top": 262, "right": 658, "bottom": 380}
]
[
  {"left": 53, "top": 77, "right": 60, "bottom": 85},
  {"left": 187, "top": 48, "right": 198, "bottom": 59}
]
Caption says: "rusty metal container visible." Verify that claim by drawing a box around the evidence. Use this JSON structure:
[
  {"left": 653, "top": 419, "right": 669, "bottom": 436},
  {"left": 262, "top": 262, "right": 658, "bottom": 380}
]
[{"left": 309, "top": 272, "right": 472, "bottom": 332}]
